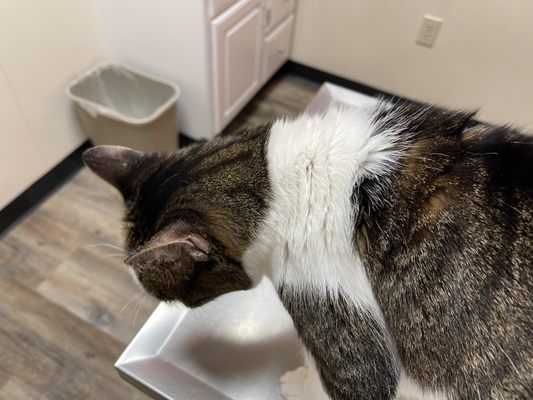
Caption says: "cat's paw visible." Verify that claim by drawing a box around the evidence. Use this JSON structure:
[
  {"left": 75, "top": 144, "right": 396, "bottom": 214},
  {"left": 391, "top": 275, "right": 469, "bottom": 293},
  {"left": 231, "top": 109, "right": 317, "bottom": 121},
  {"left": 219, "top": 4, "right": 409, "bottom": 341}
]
[{"left": 280, "top": 366, "right": 308, "bottom": 400}]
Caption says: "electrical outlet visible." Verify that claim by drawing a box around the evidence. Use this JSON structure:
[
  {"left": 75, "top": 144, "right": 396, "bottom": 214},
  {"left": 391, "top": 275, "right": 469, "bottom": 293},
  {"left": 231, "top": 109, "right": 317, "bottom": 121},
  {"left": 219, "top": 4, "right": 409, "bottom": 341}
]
[{"left": 416, "top": 15, "right": 443, "bottom": 48}]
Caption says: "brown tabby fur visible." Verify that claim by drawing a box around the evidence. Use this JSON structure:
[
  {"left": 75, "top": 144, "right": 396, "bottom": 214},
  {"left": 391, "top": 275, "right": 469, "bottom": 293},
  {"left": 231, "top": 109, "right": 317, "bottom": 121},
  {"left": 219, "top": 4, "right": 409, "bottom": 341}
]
[
  {"left": 357, "top": 106, "right": 532, "bottom": 398},
  {"left": 84, "top": 102, "right": 532, "bottom": 399}
]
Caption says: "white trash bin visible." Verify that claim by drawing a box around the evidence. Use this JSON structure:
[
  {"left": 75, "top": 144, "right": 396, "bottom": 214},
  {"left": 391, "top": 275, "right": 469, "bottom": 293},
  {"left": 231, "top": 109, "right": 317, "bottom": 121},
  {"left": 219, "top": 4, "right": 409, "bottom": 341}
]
[{"left": 67, "top": 63, "right": 180, "bottom": 152}]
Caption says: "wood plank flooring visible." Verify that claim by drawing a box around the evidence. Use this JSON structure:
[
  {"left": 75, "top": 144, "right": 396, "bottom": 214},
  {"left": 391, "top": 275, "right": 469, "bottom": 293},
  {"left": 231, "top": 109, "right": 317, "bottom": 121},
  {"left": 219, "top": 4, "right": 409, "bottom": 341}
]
[{"left": 0, "top": 72, "right": 319, "bottom": 399}]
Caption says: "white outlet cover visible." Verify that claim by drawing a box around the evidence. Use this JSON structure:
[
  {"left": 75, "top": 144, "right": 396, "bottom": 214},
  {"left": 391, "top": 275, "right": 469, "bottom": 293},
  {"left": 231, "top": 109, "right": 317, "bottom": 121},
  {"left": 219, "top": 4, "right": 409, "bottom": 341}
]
[{"left": 416, "top": 15, "right": 443, "bottom": 48}]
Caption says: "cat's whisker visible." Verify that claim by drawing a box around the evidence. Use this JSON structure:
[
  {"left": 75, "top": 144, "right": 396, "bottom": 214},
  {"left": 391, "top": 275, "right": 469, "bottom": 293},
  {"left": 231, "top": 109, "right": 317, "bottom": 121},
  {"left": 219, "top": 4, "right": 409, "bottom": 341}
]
[
  {"left": 498, "top": 199, "right": 525, "bottom": 217},
  {"left": 100, "top": 253, "right": 127, "bottom": 259},
  {"left": 499, "top": 343, "right": 520, "bottom": 375},
  {"left": 127, "top": 294, "right": 143, "bottom": 329},
  {"left": 161, "top": 173, "right": 186, "bottom": 187},
  {"left": 407, "top": 156, "right": 442, "bottom": 170},
  {"left": 83, "top": 242, "right": 125, "bottom": 252},
  {"left": 198, "top": 301, "right": 225, "bottom": 322},
  {"left": 84, "top": 242, "right": 128, "bottom": 260},
  {"left": 132, "top": 294, "right": 148, "bottom": 333},
  {"left": 470, "top": 151, "right": 499, "bottom": 156},
  {"left": 206, "top": 301, "right": 245, "bottom": 321},
  {"left": 119, "top": 291, "right": 144, "bottom": 315},
  {"left": 429, "top": 152, "right": 452, "bottom": 159}
]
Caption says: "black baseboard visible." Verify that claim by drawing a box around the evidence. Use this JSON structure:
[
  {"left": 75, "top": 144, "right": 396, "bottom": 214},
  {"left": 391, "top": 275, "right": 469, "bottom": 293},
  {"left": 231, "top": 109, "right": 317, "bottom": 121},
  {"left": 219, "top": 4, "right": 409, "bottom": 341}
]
[
  {"left": 282, "top": 60, "right": 399, "bottom": 100},
  {"left": 178, "top": 133, "right": 199, "bottom": 148},
  {"left": 0, "top": 140, "right": 92, "bottom": 237}
]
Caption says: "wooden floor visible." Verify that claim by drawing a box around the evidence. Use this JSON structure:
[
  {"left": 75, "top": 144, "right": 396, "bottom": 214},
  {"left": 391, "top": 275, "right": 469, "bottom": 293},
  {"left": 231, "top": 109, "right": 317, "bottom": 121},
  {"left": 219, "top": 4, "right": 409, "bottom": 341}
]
[{"left": 0, "top": 73, "right": 319, "bottom": 399}]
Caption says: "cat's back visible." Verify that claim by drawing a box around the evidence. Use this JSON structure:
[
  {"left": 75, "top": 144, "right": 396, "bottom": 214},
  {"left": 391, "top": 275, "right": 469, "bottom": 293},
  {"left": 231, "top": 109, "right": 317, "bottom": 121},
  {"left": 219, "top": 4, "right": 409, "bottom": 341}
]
[
  {"left": 450, "top": 123, "right": 532, "bottom": 398},
  {"left": 461, "top": 122, "right": 532, "bottom": 199},
  {"left": 363, "top": 109, "right": 533, "bottom": 399},
  {"left": 456, "top": 123, "right": 532, "bottom": 270}
]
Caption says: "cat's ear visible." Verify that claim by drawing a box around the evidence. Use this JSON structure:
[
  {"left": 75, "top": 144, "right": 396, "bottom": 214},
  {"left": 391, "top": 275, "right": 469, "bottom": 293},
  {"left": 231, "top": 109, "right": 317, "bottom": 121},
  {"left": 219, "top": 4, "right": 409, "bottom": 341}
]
[
  {"left": 83, "top": 145, "right": 142, "bottom": 197},
  {"left": 124, "top": 224, "right": 210, "bottom": 266}
]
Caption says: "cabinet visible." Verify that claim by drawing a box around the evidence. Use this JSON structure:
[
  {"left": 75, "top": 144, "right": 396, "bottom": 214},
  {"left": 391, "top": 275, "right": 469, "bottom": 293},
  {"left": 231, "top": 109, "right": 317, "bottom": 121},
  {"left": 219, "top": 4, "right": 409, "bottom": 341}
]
[
  {"left": 211, "top": 0, "right": 296, "bottom": 133},
  {"left": 262, "top": 14, "right": 294, "bottom": 83},
  {"left": 99, "top": 0, "right": 297, "bottom": 140},
  {"left": 266, "top": 0, "right": 296, "bottom": 32},
  {"left": 212, "top": 0, "right": 264, "bottom": 132}
]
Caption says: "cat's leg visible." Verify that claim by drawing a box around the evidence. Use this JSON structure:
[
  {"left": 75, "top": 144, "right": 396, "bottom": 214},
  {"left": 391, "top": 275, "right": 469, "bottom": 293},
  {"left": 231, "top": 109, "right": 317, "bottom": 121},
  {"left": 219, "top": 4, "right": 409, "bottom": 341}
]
[
  {"left": 280, "top": 290, "right": 400, "bottom": 400},
  {"left": 280, "top": 353, "right": 331, "bottom": 400}
]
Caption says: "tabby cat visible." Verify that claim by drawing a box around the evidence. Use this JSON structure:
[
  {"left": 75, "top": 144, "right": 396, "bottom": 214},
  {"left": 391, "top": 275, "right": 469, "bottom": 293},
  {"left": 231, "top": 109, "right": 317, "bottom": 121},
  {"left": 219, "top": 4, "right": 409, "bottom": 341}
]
[{"left": 83, "top": 101, "right": 532, "bottom": 400}]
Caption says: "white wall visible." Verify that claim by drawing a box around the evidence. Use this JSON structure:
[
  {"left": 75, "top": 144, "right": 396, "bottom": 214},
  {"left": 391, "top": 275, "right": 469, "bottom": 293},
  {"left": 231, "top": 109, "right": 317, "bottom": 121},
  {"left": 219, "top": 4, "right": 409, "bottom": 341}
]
[
  {"left": 0, "top": 0, "right": 109, "bottom": 209},
  {"left": 97, "top": 0, "right": 214, "bottom": 140},
  {"left": 291, "top": 0, "right": 533, "bottom": 128}
]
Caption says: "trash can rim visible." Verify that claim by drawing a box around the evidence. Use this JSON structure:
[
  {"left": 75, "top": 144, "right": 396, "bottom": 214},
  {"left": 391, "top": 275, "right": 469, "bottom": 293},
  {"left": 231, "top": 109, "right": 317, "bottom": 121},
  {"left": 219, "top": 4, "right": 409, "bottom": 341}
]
[{"left": 66, "top": 62, "right": 180, "bottom": 126}]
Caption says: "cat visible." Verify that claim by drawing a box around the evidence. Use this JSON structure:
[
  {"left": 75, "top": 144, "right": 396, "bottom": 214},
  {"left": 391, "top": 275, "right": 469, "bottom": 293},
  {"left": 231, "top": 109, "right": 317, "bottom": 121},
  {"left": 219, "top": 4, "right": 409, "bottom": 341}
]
[{"left": 83, "top": 101, "right": 532, "bottom": 400}]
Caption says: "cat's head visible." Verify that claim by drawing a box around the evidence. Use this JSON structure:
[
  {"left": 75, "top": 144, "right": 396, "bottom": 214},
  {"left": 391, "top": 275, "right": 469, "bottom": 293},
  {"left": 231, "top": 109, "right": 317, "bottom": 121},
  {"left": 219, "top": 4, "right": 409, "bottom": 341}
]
[{"left": 83, "top": 129, "right": 269, "bottom": 307}]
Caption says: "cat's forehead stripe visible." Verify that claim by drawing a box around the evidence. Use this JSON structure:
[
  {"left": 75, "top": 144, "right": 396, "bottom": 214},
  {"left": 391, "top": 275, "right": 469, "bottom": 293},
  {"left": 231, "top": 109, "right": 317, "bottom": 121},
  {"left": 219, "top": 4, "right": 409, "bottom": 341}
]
[{"left": 125, "top": 126, "right": 271, "bottom": 261}]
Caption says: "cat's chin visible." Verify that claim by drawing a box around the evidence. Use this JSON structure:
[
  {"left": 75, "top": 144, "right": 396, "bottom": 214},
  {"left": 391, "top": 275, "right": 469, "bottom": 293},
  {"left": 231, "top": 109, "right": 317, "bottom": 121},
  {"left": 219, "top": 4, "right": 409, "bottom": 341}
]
[
  {"left": 137, "top": 280, "right": 217, "bottom": 308},
  {"left": 156, "top": 294, "right": 215, "bottom": 308},
  {"left": 178, "top": 296, "right": 214, "bottom": 308}
]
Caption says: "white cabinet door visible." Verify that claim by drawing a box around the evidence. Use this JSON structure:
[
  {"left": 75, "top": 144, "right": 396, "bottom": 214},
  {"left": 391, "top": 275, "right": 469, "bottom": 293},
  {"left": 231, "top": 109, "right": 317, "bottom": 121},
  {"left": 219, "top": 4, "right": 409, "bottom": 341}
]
[
  {"left": 261, "top": 15, "right": 293, "bottom": 84},
  {"left": 265, "top": 0, "right": 296, "bottom": 33},
  {"left": 212, "top": 0, "right": 263, "bottom": 133},
  {"left": 208, "top": 0, "right": 240, "bottom": 18}
]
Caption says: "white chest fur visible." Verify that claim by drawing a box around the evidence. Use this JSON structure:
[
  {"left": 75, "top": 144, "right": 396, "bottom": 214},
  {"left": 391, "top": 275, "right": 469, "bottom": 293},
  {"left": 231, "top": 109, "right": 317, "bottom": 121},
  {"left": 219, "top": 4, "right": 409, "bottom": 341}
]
[
  {"left": 243, "top": 105, "right": 402, "bottom": 313},
  {"left": 243, "top": 106, "right": 454, "bottom": 400}
]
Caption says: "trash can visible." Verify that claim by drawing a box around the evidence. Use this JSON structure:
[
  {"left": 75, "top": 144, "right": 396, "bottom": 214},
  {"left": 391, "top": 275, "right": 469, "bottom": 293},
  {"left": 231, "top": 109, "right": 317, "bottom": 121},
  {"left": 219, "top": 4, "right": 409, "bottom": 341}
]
[{"left": 67, "top": 63, "right": 180, "bottom": 152}]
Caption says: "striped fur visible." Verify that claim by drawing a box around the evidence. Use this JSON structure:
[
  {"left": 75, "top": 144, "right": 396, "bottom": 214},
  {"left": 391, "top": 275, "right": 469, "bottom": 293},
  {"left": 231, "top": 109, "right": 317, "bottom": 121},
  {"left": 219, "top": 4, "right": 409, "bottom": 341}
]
[{"left": 84, "top": 101, "right": 533, "bottom": 399}]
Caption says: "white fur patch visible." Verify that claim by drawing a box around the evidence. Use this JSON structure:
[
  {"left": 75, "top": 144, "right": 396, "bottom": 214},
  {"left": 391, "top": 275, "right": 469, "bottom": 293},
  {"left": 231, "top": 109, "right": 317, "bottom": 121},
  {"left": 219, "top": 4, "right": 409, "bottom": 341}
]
[
  {"left": 244, "top": 105, "right": 452, "bottom": 400},
  {"left": 280, "top": 353, "right": 331, "bottom": 400},
  {"left": 396, "top": 371, "right": 452, "bottom": 400},
  {"left": 245, "top": 105, "right": 407, "bottom": 397},
  {"left": 243, "top": 105, "right": 404, "bottom": 313}
]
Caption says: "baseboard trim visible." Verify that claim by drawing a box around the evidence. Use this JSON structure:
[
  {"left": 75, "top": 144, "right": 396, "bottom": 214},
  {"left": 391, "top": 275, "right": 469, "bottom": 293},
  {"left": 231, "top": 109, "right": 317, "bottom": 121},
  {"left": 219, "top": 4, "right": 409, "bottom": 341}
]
[
  {"left": 282, "top": 60, "right": 399, "bottom": 100},
  {"left": 178, "top": 133, "right": 199, "bottom": 148},
  {"left": 0, "top": 140, "right": 92, "bottom": 237}
]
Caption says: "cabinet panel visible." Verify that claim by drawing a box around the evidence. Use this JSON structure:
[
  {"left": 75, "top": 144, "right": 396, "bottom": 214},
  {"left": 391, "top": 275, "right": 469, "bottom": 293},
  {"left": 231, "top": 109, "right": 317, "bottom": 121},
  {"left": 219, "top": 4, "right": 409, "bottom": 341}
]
[
  {"left": 266, "top": 0, "right": 295, "bottom": 32},
  {"left": 212, "top": 0, "right": 263, "bottom": 132},
  {"left": 262, "top": 15, "right": 293, "bottom": 84},
  {"left": 208, "top": 0, "right": 240, "bottom": 18}
]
